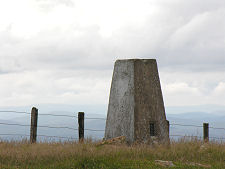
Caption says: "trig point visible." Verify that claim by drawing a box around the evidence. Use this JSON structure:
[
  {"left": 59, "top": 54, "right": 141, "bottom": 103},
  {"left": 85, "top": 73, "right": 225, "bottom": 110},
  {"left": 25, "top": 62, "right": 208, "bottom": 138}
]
[{"left": 105, "top": 59, "right": 169, "bottom": 144}]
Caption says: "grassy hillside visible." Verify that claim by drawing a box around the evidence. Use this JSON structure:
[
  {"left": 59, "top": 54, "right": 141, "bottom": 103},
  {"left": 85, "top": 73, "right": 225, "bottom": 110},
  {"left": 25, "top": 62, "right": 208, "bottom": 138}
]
[{"left": 0, "top": 139, "right": 224, "bottom": 169}]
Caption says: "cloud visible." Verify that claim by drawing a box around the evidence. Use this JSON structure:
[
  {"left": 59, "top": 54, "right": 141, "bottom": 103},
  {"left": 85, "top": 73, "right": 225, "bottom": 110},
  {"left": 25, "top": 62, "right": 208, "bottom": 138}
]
[
  {"left": 213, "top": 82, "right": 225, "bottom": 95},
  {"left": 0, "top": 69, "right": 111, "bottom": 106},
  {"left": 163, "top": 82, "right": 200, "bottom": 94},
  {"left": 0, "top": 0, "right": 225, "bottom": 107},
  {"left": 1, "top": 0, "right": 225, "bottom": 72},
  {"left": 109, "top": 2, "right": 225, "bottom": 71},
  {"left": 36, "top": 0, "right": 75, "bottom": 13},
  {"left": 160, "top": 71, "right": 225, "bottom": 106}
]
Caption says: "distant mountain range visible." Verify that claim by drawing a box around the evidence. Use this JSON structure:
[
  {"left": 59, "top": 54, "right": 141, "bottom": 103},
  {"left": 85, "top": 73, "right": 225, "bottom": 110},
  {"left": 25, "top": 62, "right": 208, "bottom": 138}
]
[{"left": 0, "top": 104, "right": 224, "bottom": 142}]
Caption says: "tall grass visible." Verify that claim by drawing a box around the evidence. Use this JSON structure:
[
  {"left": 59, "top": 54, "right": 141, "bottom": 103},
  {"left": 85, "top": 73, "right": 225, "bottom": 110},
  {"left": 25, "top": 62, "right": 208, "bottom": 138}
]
[{"left": 0, "top": 138, "right": 224, "bottom": 168}]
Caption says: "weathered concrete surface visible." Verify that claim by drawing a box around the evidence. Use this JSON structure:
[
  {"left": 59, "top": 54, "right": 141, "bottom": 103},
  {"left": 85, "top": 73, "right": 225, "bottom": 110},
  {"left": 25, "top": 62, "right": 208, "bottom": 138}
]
[
  {"left": 104, "top": 60, "right": 135, "bottom": 143},
  {"left": 134, "top": 59, "right": 169, "bottom": 144},
  {"left": 105, "top": 59, "right": 169, "bottom": 144}
]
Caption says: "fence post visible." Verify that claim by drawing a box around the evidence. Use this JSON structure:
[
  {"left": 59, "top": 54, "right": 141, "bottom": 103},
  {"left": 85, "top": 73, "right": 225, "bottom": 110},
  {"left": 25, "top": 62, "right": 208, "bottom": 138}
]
[
  {"left": 203, "top": 123, "right": 209, "bottom": 142},
  {"left": 78, "top": 112, "right": 84, "bottom": 141},
  {"left": 30, "top": 107, "right": 38, "bottom": 143}
]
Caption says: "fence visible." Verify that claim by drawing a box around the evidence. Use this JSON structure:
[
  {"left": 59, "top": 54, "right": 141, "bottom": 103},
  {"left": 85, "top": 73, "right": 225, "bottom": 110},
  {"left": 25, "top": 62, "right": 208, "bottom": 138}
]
[
  {"left": 0, "top": 107, "right": 106, "bottom": 143},
  {"left": 169, "top": 123, "right": 225, "bottom": 141},
  {"left": 0, "top": 107, "right": 224, "bottom": 143}
]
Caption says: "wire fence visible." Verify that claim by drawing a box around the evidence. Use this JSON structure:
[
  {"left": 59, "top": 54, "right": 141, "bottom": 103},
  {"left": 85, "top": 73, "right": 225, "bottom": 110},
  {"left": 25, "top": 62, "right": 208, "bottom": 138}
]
[
  {"left": 169, "top": 123, "right": 225, "bottom": 141},
  {"left": 0, "top": 110, "right": 78, "bottom": 141},
  {"left": 0, "top": 109, "right": 224, "bottom": 142}
]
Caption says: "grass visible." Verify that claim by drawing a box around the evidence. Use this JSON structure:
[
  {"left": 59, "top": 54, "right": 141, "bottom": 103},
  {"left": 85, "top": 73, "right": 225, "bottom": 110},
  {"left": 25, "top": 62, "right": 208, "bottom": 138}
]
[{"left": 0, "top": 138, "right": 224, "bottom": 169}]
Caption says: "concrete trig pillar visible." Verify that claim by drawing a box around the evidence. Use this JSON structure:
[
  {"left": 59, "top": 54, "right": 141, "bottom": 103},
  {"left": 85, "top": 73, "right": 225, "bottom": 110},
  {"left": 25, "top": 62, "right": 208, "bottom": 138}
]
[{"left": 105, "top": 59, "right": 169, "bottom": 144}]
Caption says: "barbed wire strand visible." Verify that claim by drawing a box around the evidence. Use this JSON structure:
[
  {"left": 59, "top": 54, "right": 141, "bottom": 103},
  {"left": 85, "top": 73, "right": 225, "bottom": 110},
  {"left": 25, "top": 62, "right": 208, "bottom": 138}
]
[
  {"left": 0, "top": 111, "right": 30, "bottom": 115},
  {"left": 0, "top": 122, "right": 77, "bottom": 131},
  {"left": 0, "top": 133, "right": 77, "bottom": 140},
  {"left": 0, "top": 110, "right": 108, "bottom": 119},
  {"left": 0, "top": 133, "right": 30, "bottom": 137},
  {"left": 0, "top": 122, "right": 30, "bottom": 127},
  {"left": 170, "top": 123, "right": 203, "bottom": 128},
  {"left": 38, "top": 134, "right": 77, "bottom": 140},
  {"left": 39, "top": 113, "right": 76, "bottom": 118},
  {"left": 0, "top": 110, "right": 77, "bottom": 118},
  {"left": 170, "top": 135, "right": 225, "bottom": 140},
  {"left": 170, "top": 134, "right": 202, "bottom": 138},
  {"left": 85, "top": 117, "right": 106, "bottom": 120},
  {"left": 209, "top": 127, "right": 225, "bottom": 130},
  {"left": 84, "top": 129, "right": 105, "bottom": 132},
  {"left": 171, "top": 124, "right": 225, "bottom": 130},
  {"left": 38, "top": 125, "right": 77, "bottom": 130}
]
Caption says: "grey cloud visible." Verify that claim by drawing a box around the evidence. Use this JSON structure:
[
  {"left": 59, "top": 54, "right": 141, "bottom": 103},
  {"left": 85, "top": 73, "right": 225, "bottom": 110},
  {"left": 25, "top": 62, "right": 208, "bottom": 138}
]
[
  {"left": 0, "top": 29, "right": 24, "bottom": 73},
  {"left": 0, "top": 0, "right": 225, "bottom": 74},
  {"left": 110, "top": 3, "right": 225, "bottom": 72},
  {"left": 18, "top": 26, "right": 116, "bottom": 71},
  {"left": 1, "top": 0, "right": 225, "bottom": 107}
]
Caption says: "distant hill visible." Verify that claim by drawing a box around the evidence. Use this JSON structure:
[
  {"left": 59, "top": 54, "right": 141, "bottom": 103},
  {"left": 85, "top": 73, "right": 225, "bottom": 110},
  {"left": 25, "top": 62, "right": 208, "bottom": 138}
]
[{"left": 0, "top": 104, "right": 224, "bottom": 142}]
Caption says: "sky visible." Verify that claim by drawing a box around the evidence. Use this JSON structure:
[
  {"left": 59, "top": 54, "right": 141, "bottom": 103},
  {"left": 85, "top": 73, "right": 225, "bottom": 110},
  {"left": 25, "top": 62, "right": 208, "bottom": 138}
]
[{"left": 0, "top": 0, "right": 225, "bottom": 108}]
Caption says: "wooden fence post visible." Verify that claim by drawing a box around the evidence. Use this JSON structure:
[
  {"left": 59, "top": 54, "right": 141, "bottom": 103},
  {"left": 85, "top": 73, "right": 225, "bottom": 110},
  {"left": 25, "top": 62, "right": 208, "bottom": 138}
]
[
  {"left": 203, "top": 123, "right": 209, "bottom": 142},
  {"left": 30, "top": 107, "right": 38, "bottom": 143},
  {"left": 78, "top": 112, "right": 84, "bottom": 141}
]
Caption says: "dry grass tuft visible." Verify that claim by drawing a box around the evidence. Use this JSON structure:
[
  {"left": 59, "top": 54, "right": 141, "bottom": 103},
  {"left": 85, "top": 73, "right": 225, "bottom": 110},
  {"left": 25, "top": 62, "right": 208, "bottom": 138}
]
[{"left": 0, "top": 138, "right": 224, "bottom": 168}]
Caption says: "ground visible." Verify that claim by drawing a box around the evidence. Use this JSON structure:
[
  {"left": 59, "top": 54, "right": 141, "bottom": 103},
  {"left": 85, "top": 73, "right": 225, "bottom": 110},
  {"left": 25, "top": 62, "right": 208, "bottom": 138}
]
[{"left": 0, "top": 138, "right": 224, "bottom": 169}]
